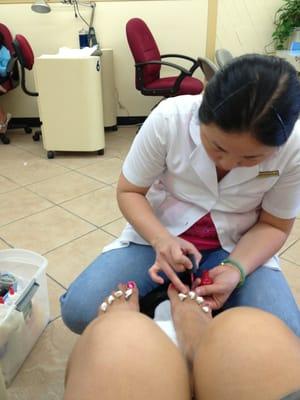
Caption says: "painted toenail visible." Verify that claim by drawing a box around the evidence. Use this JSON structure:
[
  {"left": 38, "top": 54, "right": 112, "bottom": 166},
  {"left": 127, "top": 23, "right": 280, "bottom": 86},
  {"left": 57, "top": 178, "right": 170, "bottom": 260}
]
[
  {"left": 100, "top": 302, "right": 108, "bottom": 312},
  {"left": 188, "top": 291, "right": 196, "bottom": 300},
  {"left": 108, "top": 295, "right": 115, "bottom": 305},
  {"left": 178, "top": 293, "right": 187, "bottom": 301},
  {"left": 125, "top": 288, "right": 133, "bottom": 299},
  {"left": 202, "top": 305, "right": 210, "bottom": 313},
  {"left": 114, "top": 290, "right": 123, "bottom": 298},
  {"left": 196, "top": 296, "right": 204, "bottom": 304},
  {"left": 127, "top": 281, "right": 136, "bottom": 289}
]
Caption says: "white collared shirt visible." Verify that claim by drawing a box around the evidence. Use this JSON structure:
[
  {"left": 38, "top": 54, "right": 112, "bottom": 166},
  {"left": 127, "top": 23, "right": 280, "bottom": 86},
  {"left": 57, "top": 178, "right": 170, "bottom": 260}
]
[{"left": 104, "top": 95, "right": 300, "bottom": 269}]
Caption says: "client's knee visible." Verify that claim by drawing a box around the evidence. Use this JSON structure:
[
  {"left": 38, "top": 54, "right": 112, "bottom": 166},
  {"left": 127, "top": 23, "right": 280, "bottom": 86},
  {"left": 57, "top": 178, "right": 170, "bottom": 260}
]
[
  {"left": 198, "top": 306, "right": 299, "bottom": 358},
  {"left": 213, "top": 306, "right": 294, "bottom": 338}
]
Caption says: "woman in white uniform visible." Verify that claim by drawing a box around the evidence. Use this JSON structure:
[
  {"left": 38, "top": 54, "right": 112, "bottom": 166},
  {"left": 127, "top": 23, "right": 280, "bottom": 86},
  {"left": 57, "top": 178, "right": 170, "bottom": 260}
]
[{"left": 61, "top": 54, "right": 300, "bottom": 336}]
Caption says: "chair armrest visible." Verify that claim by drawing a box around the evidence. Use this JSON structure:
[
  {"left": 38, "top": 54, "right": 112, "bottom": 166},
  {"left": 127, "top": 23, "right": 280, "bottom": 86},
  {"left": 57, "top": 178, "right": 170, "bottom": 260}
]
[
  {"left": 6, "top": 57, "right": 17, "bottom": 75},
  {"left": 161, "top": 54, "right": 204, "bottom": 76},
  {"left": 135, "top": 60, "right": 196, "bottom": 95},
  {"left": 135, "top": 60, "right": 192, "bottom": 75},
  {"left": 161, "top": 53, "right": 198, "bottom": 64}
]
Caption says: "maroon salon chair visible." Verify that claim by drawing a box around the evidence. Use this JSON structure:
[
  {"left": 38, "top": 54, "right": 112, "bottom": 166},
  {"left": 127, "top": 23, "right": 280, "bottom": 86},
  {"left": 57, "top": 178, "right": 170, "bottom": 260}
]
[
  {"left": 126, "top": 18, "right": 204, "bottom": 98},
  {"left": 0, "top": 23, "right": 19, "bottom": 144},
  {"left": 0, "top": 23, "right": 19, "bottom": 94},
  {"left": 12, "top": 34, "right": 41, "bottom": 141}
]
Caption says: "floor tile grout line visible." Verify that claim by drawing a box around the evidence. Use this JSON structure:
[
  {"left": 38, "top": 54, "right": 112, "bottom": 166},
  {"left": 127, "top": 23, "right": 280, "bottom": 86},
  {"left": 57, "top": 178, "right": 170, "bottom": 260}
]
[
  {"left": 0, "top": 167, "right": 74, "bottom": 188},
  {"left": 70, "top": 168, "right": 119, "bottom": 186},
  {"left": 0, "top": 189, "right": 120, "bottom": 243},
  {"left": 100, "top": 227, "right": 118, "bottom": 238},
  {"left": 25, "top": 169, "right": 103, "bottom": 188},
  {"left": 0, "top": 173, "right": 22, "bottom": 187},
  {"left": 279, "top": 238, "right": 300, "bottom": 257},
  {"left": 99, "top": 216, "right": 125, "bottom": 229},
  {"left": 55, "top": 203, "right": 101, "bottom": 228},
  {"left": 0, "top": 236, "right": 13, "bottom": 248},
  {"left": 42, "top": 226, "right": 100, "bottom": 256},
  {"left": 0, "top": 159, "right": 120, "bottom": 190},
  {"left": 0, "top": 185, "right": 109, "bottom": 231},
  {"left": 42, "top": 224, "right": 98, "bottom": 254},
  {"left": 25, "top": 182, "right": 111, "bottom": 209},
  {"left": 58, "top": 184, "right": 117, "bottom": 207},
  {"left": 0, "top": 199, "right": 99, "bottom": 232},
  {"left": 280, "top": 255, "right": 300, "bottom": 267},
  {"left": 24, "top": 178, "right": 115, "bottom": 209},
  {"left": 8, "top": 132, "right": 128, "bottom": 167},
  {"left": 47, "top": 273, "right": 67, "bottom": 291},
  {"left": 52, "top": 153, "right": 120, "bottom": 170},
  {"left": 42, "top": 225, "right": 117, "bottom": 258},
  {"left": 0, "top": 148, "right": 127, "bottom": 182},
  {"left": 0, "top": 204, "right": 56, "bottom": 230}
]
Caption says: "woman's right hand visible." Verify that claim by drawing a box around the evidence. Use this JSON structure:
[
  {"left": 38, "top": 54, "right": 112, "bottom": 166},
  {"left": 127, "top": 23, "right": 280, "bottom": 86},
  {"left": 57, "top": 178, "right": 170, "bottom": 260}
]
[{"left": 149, "top": 234, "right": 202, "bottom": 293}]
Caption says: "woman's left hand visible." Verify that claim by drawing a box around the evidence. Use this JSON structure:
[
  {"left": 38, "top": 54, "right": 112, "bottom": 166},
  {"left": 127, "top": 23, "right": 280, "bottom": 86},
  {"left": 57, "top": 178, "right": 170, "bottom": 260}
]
[{"left": 193, "top": 264, "right": 241, "bottom": 310}]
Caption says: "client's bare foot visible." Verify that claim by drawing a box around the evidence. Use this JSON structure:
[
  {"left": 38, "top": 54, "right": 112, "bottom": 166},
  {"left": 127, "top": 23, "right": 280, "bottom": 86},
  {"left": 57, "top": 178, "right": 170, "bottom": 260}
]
[
  {"left": 168, "top": 284, "right": 212, "bottom": 365},
  {"left": 98, "top": 282, "right": 140, "bottom": 316}
]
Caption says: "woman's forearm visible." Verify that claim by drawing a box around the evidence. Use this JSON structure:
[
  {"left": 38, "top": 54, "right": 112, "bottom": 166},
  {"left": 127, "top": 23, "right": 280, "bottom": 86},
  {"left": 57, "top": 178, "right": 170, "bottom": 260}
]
[
  {"left": 117, "top": 191, "right": 171, "bottom": 246},
  {"left": 229, "top": 222, "right": 288, "bottom": 275}
]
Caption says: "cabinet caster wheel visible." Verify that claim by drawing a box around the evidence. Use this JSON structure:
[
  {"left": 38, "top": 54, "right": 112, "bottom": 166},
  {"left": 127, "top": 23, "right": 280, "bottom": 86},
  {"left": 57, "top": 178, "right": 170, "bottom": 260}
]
[
  {"left": 0, "top": 134, "right": 10, "bottom": 144},
  {"left": 47, "top": 151, "right": 55, "bottom": 159},
  {"left": 25, "top": 127, "right": 32, "bottom": 134},
  {"left": 97, "top": 149, "right": 105, "bottom": 156},
  {"left": 33, "top": 131, "right": 40, "bottom": 141}
]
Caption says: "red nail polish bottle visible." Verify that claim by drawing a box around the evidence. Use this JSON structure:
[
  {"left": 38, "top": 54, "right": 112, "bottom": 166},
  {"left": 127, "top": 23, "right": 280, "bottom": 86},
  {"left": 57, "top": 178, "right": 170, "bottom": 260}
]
[{"left": 200, "top": 270, "right": 213, "bottom": 286}]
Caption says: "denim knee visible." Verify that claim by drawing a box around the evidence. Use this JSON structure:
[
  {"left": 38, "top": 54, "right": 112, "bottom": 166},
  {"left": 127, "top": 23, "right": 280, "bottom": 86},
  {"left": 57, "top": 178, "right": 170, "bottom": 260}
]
[{"left": 60, "top": 291, "right": 95, "bottom": 334}]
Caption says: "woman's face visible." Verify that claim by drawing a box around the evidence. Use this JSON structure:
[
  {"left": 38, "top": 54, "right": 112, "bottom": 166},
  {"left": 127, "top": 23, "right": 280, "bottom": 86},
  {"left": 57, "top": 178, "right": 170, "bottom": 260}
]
[{"left": 200, "top": 123, "right": 277, "bottom": 171}]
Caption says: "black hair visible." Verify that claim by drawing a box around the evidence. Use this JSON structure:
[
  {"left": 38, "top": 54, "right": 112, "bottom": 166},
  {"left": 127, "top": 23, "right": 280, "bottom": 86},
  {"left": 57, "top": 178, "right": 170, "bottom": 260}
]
[
  {"left": 199, "top": 54, "right": 300, "bottom": 146},
  {"left": 0, "top": 32, "right": 4, "bottom": 49}
]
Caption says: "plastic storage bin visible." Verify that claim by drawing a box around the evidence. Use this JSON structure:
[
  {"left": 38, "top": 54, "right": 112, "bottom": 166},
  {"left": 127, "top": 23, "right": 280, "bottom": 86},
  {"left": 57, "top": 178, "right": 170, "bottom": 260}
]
[{"left": 0, "top": 249, "right": 49, "bottom": 386}]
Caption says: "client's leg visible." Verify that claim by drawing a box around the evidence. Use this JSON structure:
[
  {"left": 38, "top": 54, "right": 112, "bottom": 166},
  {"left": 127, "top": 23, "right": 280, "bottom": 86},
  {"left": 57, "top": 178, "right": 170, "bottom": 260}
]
[
  {"left": 168, "top": 286, "right": 300, "bottom": 400},
  {"left": 64, "top": 284, "right": 190, "bottom": 400},
  {"left": 193, "top": 307, "right": 300, "bottom": 400}
]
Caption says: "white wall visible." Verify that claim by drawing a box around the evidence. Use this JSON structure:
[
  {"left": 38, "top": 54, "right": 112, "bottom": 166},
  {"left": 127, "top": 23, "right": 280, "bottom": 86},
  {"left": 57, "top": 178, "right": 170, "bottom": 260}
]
[
  {"left": 0, "top": 0, "right": 208, "bottom": 117},
  {"left": 216, "top": 0, "right": 283, "bottom": 57}
]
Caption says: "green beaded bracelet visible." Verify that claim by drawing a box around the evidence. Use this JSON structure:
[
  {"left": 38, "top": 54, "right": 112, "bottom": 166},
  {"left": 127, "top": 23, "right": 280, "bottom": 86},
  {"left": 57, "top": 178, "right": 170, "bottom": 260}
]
[{"left": 220, "top": 258, "right": 246, "bottom": 288}]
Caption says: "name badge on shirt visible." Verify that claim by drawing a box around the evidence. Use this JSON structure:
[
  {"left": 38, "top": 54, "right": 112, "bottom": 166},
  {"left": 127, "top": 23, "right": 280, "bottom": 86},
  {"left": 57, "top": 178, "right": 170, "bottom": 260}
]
[{"left": 257, "top": 170, "right": 280, "bottom": 178}]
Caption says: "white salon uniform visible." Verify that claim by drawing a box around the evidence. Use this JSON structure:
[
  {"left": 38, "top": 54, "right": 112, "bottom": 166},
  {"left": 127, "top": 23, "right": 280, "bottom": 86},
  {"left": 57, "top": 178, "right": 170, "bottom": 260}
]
[{"left": 103, "top": 95, "right": 300, "bottom": 269}]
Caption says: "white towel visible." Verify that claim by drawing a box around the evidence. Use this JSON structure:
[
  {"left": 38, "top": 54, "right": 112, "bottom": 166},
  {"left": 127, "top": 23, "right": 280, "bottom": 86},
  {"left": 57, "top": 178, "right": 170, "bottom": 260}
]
[{"left": 154, "top": 300, "right": 178, "bottom": 346}]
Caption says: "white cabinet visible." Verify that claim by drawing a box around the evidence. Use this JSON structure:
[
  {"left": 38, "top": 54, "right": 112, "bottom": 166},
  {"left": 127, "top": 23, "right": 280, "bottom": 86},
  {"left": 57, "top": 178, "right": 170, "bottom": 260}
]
[{"left": 35, "top": 56, "right": 105, "bottom": 159}]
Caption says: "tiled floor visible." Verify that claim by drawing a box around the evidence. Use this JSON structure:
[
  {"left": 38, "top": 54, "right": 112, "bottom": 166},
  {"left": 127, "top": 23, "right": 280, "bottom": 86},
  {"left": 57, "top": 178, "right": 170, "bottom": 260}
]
[
  {"left": 1, "top": 127, "right": 131, "bottom": 400},
  {"left": 1, "top": 127, "right": 300, "bottom": 399}
]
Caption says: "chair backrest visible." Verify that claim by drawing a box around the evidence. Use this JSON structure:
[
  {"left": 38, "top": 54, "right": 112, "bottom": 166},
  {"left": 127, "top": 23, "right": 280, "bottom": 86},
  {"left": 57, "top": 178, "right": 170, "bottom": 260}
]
[
  {"left": 0, "top": 23, "right": 19, "bottom": 92},
  {"left": 12, "top": 34, "right": 37, "bottom": 96},
  {"left": 13, "top": 34, "right": 34, "bottom": 70},
  {"left": 215, "top": 49, "right": 233, "bottom": 68},
  {"left": 0, "top": 23, "right": 14, "bottom": 54},
  {"left": 126, "top": 18, "right": 161, "bottom": 87}
]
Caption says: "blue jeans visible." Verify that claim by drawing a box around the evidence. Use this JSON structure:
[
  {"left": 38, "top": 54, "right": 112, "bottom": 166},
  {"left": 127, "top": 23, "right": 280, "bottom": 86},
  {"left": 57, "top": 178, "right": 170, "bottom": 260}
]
[{"left": 60, "top": 244, "right": 300, "bottom": 335}]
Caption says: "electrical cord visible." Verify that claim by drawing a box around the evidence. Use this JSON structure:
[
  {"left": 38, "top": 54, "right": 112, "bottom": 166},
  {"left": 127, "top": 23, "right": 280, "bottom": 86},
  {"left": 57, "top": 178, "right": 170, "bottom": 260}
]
[{"left": 74, "top": 1, "right": 90, "bottom": 28}]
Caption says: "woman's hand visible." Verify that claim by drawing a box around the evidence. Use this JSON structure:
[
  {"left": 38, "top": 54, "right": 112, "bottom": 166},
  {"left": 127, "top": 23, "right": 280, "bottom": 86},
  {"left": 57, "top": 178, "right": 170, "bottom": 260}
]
[
  {"left": 149, "top": 234, "right": 202, "bottom": 293},
  {"left": 193, "top": 264, "right": 241, "bottom": 309}
]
